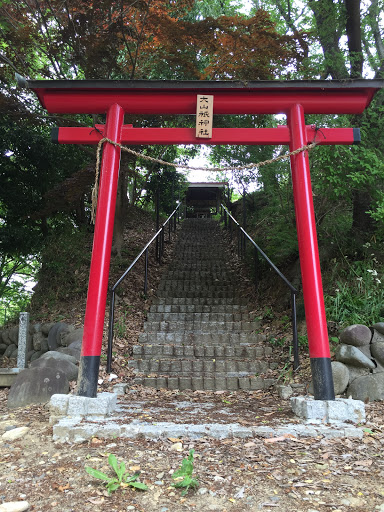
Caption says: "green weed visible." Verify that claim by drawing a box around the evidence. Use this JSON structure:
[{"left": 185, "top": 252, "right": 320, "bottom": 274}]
[
  {"left": 171, "top": 449, "right": 199, "bottom": 496},
  {"left": 85, "top": 453, "right": 148, "bottom": 495},
  {"left": 324, "top": 254, "right": 384, "bottom": 327}
]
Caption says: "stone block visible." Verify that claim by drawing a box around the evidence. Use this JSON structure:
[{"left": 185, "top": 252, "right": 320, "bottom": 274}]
[
  {"left": 291, "top": 396, "right": 365, "bottom": 424},
  {"left": 67, "top": 396, "right": 89, "bottom": 417},
  {"left": 276, "top": 384, "right": 293, "bottom": 399},
  {"left": 167, "top": 377, "right": 179, "bottom": 390},
  {"left": 203, "top": 377, "right": 215, "bottom": 390},
  {"left": 156, "top": 377, "right": 167, "bottom": 389},
  {"left": 238, "top": 377, "right": 250, "bottom": 390},
  {"left": 179, "top": 377, "right": 192, "bottom": 390},
  {"left": 112, "top": 383, "right": 128, "bottom": 395},
  {"left": 191, "top": 377, "right": 204, "bottom": 391},
  {"left": 49, "top": 393, "right": 70, "bottom": 416}
]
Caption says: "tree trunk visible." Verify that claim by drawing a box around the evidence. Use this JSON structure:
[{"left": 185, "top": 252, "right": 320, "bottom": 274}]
[
  {"left": 344, "top": 0, "right": 363, "bottom": 77},
  {"left": 112, "top": 166, "right": 129, "bottom": 257},
  {"left": 352, "top": 188, "right": 376, "bottom": 235},
  {"left": 308, "top": 0, "right": 350, "bottom": 78}
]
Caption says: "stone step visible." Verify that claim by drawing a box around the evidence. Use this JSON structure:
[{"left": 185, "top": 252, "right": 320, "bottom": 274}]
[
  {"left": 156, "top": 291, "right": 240, "bottom": 299},
  {"left": 143, "top": 321, "right": 260, "bottom": 332},
  {"left": 158, "top": 282, "right": 236, "bottom": 290},
  {"left": 146, "top": 312, "right": 252, "bottom": 322},
  {"left": 129, "top": 358, "right": 271, "bottom": 375},
  {"left": 153, "top": 297, "right": 248, "bottom": 306},
  {"left": 132, "top": 343, "right": 272, "bottom": 359},
  {"left": 149, "top": 304, "right": 248, "bottom": 313},
  {"left": 138, "top": 332, "right": 266, "bottom": 344},
  {"left": 161, "top": 272, "right": 236, "bottom": 280},
  {"left": 133, "top": 375, "right": 276, "bottom": 391}
]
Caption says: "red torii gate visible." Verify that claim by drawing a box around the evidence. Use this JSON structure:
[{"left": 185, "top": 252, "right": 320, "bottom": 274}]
[{"left": 18, "top": 77, "right": 383, "bottom": 400}]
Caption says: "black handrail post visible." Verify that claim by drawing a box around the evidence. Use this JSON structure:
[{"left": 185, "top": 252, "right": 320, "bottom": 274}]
[
  {"left": 291, "top": 290, "right": 299, "bottom": 370},
  {"left": 237, "top": 225, "right": 241, "bottom": 257},
  {"left": 254, "top": 245, "right": 259, "bottom": 289},
  {"left": 156, "top": 187, "right": 160, "bottom": 262},
  {"left": 168, "top": 218, "right": 171, "bottom": 241},
  {"left": 159, "top": 226, "right": 164, "bottom": 264},
  {"left": 144, "top": 248, "right": 149, "bottom": 296},
  {"left": 107, "top": 289, "right": 115, "bottom": 373},
  {"left": 242, "top": 190, "right": 247, "bottom": 256}
]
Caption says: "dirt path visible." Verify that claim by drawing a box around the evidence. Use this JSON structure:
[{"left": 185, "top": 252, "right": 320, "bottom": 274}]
[{"left": 1, "top": 387, "right": 384, "bottom": 512}]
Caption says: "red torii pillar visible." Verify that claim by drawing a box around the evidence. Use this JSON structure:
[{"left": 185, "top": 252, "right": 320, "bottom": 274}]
[{"left": 18, "top": 77, "right": 383, "bottom": 400}]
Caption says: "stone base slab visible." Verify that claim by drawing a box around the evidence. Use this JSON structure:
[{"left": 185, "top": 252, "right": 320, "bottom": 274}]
[
  {"left": 52, "top": 416, "right": 364, "bottom": 444},
  {"left": 291, "top": 396, "right": 366, "bottom": 424},
  {"left": 0, "top": 368, "right": 21, "bottom": 387}
]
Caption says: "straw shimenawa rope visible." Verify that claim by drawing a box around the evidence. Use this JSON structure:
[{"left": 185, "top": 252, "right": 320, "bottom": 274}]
[{"left": 91, "top": 137, "right": 318, "bottom": 223}]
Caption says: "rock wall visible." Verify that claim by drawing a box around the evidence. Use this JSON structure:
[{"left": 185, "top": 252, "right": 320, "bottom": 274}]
[
  {"left": 1, "top": 321, "right": 84, "bottom": 409},
  {"left": 332, "top": 322, "right": 384, "bottom": 401},
  {"left": 0, "top": 322, "right": 83, "bottom": 363}
]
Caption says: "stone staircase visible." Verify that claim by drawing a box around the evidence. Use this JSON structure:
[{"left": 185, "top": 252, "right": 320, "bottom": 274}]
[{"left": 130, "top": 218, "right": 277, "bottom": 391}]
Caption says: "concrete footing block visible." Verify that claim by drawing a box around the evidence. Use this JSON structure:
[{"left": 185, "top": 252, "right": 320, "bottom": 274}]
[
  {"left": 291, "top": 396, "right": 365, "bottom": 424},
  {"left": 49, "top": 392, "right": 117, "bottom": 424}
]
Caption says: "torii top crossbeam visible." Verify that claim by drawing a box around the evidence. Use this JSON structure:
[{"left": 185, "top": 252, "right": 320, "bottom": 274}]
[
  {"left": 18, "top": 76, "right": 382, "bottom": 114},
  {"left": 18, "top": 76, "right": 383, "bottom": 401}
]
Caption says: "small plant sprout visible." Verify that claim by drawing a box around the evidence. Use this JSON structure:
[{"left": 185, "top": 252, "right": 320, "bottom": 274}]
[
  {"left": 171, "top": 449, "right": 199, "bottom": 496},
  {"left": 85, "top": 453, "right": 148, "bottom": 495}
]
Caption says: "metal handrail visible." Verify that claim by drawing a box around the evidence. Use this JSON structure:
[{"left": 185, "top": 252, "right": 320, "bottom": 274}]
[
  {"left": 107, "top": 202, "right": 182, "bottom": 372},
  {"left": 221, "top": 203, "right": 299, "bottom": 370}
]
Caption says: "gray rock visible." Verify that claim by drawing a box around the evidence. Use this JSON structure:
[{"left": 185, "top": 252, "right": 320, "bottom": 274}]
[
  {"left": 371, "top": 341, "right": 384, "bottom": 366},
  {"left": 31, "top": 323, "right": 42, "bottom": 333},
  {"left": 10, "top": 348, "right": 18, "bottom": 359},
  {"left": 41, "top": 322, "right": 55, "bottom": 335},
  {"left": 372, "top": 329, "right": 384, "bottom": 344},
  {"left": 348, "top": 366, "right": 370, "bottom": 384},
  {"left": 39, "top": 351, "right": 78, "bottom": 365},
  {"left": 61, "top": 327, "right": 83, "bottom": 347},
  {"left": 41, "top": 337, "right": 49, "bottom": 352},
  {"left": 8, "top": 326, "right": 19, "bottom": 345},
  {"left": 7, "top": 367, "right": 69, "bottom": 409},
  {"left": 331, "top": 361, "right": 349, "bottom": 394},
  {"left": 358, "top": 344, "right": 372, "bottom": 359},
  {"left": 30, "top": 357, "right": 78, "bottom": 381},
  {"left": 32, "top": 331, "right": 45, "bottom": 351},
  {"left": 56, "top": 346, "right": 81, "bottom": 362},
  {"left": 372, "top": 322, "right": 384, "bottom": 335},
  {"left": 0, "top": 500, "right": 30, "bottom": 511},
  {"left": 1, "top": 330, "right": 11, "bottom": 345},
  {"left": 347, "top": 372, "right": 384, "bottom": 401},
  {"left": 26, "top": 349, "right": 35, "bottom": 362},
  {"left": 3, "top": 344, "right": 17, "bottom": 358},
  {"left": 339, "top": 324, "right": 372, "bottom": 347},
  {"left": 30, "top": 350, "right": 43, "bottom": 361},
  {"left": 68, "top": 339, "right": 82, "bottom": 351},
  {"left": 276, "top": 385, "right": 293, "bottom": 399},
  {"left": 48, "top": 322, "right": 72, "bottom": 349},
  {"left": 0, "top": 343, "right": 7, "bottom": 354},
  {"left": 335, "top": 344, "right": 375, "bottom": 369}
]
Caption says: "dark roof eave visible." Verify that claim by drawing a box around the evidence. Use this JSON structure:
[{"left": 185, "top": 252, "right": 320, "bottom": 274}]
[{"left": 16, "top": 74, "right": 384, "bottom": 92}]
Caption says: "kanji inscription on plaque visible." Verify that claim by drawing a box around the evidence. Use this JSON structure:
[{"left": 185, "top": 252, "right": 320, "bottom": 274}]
[{"left": 196, "top": 94, "right": 213, "bottom": 138}]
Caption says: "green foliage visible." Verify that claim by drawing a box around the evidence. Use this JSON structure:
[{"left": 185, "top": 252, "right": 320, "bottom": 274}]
[
  {"left": 171, "top": 450, "right": 199, "bottom": 496},
  {"left": 0, "top": 254, "right": 39, "bottom": 326},
  {"left": 85, "top": 453, "right": 148, "bottom": 495},
  {"left": 324, "top": 247, "right": 384, "bottom": 327}
]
